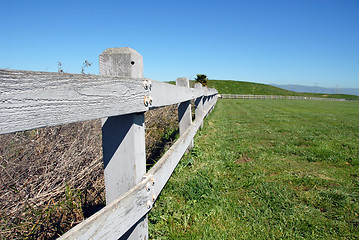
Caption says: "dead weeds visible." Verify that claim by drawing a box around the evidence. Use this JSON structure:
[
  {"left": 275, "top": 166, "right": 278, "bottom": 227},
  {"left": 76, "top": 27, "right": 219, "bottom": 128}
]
[{"left": 0, "top": 104, "right": 178, "bottom": 239}]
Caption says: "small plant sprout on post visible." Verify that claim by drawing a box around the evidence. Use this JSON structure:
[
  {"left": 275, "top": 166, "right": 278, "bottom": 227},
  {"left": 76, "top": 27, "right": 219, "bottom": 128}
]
[
  {"left": 195, "top": 74, "right": 209, "bottom": 87},
  {"left": 81, "top": 60, "right": 92, "bottom": 74},
  {"left": 57, "top": 62, "right": 64, "bottom": 73}
]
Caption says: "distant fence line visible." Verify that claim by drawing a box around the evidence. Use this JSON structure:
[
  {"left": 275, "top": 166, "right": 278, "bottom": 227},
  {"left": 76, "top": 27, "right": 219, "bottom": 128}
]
[{"left": 219, "top": 94, "right": 346, "bottom": 101}]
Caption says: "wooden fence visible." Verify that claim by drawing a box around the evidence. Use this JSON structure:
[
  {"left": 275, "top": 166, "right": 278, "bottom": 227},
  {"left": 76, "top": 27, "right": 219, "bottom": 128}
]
[
  {"left": 219, "top": 94, "right": 346, "bottom": 101},
  {"left": 0, "top": 47, "right": 218, "bottom": 239}
]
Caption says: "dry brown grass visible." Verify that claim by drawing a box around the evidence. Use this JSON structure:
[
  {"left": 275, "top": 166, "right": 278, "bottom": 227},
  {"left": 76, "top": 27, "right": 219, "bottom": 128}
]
[{"left": 0, "top": 105, "right": 178, "bottom": 239}]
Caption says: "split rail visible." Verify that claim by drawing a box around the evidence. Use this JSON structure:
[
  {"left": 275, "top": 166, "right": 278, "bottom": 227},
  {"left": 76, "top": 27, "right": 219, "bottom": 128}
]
[{"left": 0, "top": 47, "right": 218, "bottom": 239}]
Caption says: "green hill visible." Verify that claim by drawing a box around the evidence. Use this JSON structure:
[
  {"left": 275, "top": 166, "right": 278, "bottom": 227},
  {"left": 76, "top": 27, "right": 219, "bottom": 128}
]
[
  {"left": 168, "top": 79, "right": 359, "bottom": 100},
  {"left": 207, "top": 80, "right": 295, "bottom": 95},
  {"left": 206, "top": 80, "right": 359, "bottom": 100}
]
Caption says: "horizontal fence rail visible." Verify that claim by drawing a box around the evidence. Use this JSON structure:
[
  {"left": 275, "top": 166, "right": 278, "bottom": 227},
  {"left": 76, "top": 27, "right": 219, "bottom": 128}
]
[
  {"left": 58, "top": 95, "right": 217, "bottom": 240},
  {"left": 0, "top": 47, "right": 217, "bottom": 240},
  {"left": 0, "top": 70, "right": 216, "bottom": 135},
  {"left": 219, "top": 94, "right": 346, "bottom": 101}
]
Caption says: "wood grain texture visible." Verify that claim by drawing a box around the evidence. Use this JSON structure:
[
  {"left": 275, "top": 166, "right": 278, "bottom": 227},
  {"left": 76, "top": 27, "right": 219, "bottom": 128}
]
[
  {"left": 99, "top": 47, "right": 148, "bottom": 239},
  {"left": 1, "top": 59, "right": 218, "bottom": 239},
  {"left": 194, "top": 83, "right": 204, "bottom": 120},
  {"left": 0, "top": 69, "right": 148, "bottom": 134},
  {"left": 102, "top": 113, "right": 146, "bottom": 205},
  {"left": 0, "top": 70, "right": 217, "bottom": 134},
  {"left": 58, "top": 92, "right": 218, "bottom": 240},
  {"left": 150, "top": 80, "right": 217, "bottom": 108},
  {"left": 99, "top": 47, "right": 143, "bottom": 79},
  {"left": 176, "top": 78, "right": 193, "bottom": 150},
  {"left": 58, "top": 175, "right": 154, "bottom": 240}
]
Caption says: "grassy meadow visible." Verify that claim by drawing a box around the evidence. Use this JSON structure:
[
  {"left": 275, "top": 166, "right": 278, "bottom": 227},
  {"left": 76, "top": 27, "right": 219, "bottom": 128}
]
[
  {"left": 1, "top": 78, "right": 358, "bottom": 239},
  {"left": 149, "top": 99, "right": 359, "bottom": 239},
  {"left": 206, "top": 80, "right": 359, "bottom": 101}
]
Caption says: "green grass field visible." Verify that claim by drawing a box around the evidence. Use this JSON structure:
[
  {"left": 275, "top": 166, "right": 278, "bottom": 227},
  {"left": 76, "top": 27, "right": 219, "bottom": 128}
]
[
  {"left": 206, "top": 80, "right": 359, "bottom": 100},
  {"left": 168, "top": 80, "right": 359, "bottom": 100},
  {"left": 149, "top": 99, "right": 359, "bottom": 239},
  {"left": 207, "top": 80, "right": 296, "bottom": 95}
]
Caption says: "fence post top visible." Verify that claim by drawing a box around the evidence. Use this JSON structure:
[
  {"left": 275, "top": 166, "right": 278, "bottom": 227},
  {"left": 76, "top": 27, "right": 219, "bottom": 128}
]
[
  {"left": 194, "top": 83, "right": 203, "bottom": 89},
  {"left": 100, "top": 47, "right": 141, "bottom": 56},
  {"left": 99, "top": 47, "right": 143, "bottom": 78},
  {"left": 176, "top": 77, "right": 189, "bottom": 88}
]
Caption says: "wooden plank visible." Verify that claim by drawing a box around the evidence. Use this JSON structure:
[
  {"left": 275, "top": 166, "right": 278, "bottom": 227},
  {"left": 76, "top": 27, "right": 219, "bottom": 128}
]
[
  {"left": 0, "top": 69, "right": 217, "bottom": 134},
  {"left": 58, "top": 175, "right": 154, "bottom": 240},
  {"left": 194, "top": 83, "right": 204, "bottom": 128},
  {"left": 0, "top": 69, "right": 148, "bottom": 134},
  {"left": 203, "top": 94, "right": 209, "bottom": 114},
  {"left": 150, "top": 80, "right": 217, "bottom": 108},
  {"left": 99, "top": 47, "right": 148, "bottom": 239},
  {"left": 58, "top": 91, "right": 218, "bottom": 240},
  {"left": 102, "top": 113, "right": 147, "bottom": 240},
  {"left": 102, "top": 109, "right": 146, "bottom": 204},
  {"left": 149, "top": 80, "right": 192, "bottom": 108},
  {"left": 176, "top": 77, "right": 193, "bottom": 150},
  {"left": 99, "top": 47, "right": 143, "bottom": 79}
]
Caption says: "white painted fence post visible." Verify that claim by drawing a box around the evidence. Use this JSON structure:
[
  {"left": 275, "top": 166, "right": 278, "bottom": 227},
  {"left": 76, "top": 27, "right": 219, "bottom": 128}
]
[
  {"left": 194, "top": 83, "right": 204, "bottom": 128},
  {"left": 176, "top": 77, "right": 194, "bottom": 150},
  {"left": 208, "top": 95, "right": 214, "bottom": 113},
  {"left": 99, "top": 47, "right": 148, "bottom": 240},
  {"left": 204, "top": 87, "right": 210, "bottom": 115}
]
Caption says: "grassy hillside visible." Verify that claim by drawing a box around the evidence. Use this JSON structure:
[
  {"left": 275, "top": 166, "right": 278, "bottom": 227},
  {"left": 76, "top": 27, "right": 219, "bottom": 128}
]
[
  {"left": 206, "top": 80, "right": 359, "bottom": 100},
  {"left": 207, "top": 80, "right": 297, "bottom": 95},
  {"left": 149, "top": 99, "right": 359, "bottom": 239},
  {"left": 301, "top": 92, "right": 359, "bottom": 101}
]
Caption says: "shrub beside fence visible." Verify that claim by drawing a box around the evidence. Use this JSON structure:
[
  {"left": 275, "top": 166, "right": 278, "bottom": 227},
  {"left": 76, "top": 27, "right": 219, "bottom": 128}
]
[
  {"left": 0, "top": 47, "right": 218, "bottom": 239},
  {"left": 220, "top": 94, "right": 346, "bottom": 101}
]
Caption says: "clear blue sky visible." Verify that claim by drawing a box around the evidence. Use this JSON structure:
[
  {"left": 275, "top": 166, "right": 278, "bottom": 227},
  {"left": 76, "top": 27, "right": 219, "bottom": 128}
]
[{"left": 1, "top": 0, "right": 358, "bottom": 88}]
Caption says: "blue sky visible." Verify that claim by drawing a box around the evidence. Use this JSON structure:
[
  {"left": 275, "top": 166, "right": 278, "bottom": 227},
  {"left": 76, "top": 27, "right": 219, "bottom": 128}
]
[{"left": 1, "top": 0, "right": 358, "bottom": 88}]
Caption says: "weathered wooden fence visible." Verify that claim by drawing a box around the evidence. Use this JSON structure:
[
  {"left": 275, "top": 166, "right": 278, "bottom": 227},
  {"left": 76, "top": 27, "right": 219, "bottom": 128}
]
[
  {"left": 220, "top": 94, "right": 346, "bottom": 101},
  {"left": 0, "top": 47, "right": 218, "bottom": 239}
]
